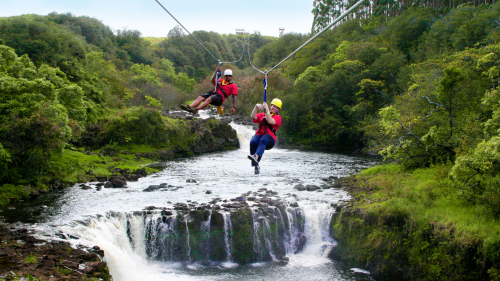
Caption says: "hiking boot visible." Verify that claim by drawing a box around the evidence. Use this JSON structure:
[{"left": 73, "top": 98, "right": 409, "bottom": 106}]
[
  {"left": 180, "top": 104, "right": 194, "bottom": 113},
  {"left": 254, "top": 166, "right": 260, "bottom": 175},
  {"left": 192, "top": 108, "right": 199, "bottom": 115},
  {"left": 248, "top": 154, "right": 259, "bottom": 165}
]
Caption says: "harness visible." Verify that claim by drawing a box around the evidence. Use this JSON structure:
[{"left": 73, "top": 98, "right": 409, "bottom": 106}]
[
  {"left": 257, "top": 114, "right": 279, "bottom": 135},
  {"left": 217, "top": 80, "right": 233, "bottom": 98}
]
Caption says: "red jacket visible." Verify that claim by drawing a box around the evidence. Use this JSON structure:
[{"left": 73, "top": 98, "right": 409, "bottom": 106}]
[
  {"left": 253, "top": 113, "right": 282, "bottom": 142},
  {"left": 214, "top": 78, "right": 238, "bottom": 102}
]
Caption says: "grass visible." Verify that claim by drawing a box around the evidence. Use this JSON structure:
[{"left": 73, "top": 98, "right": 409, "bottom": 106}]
[
  {"left": 52, "top": 147, "right": 160, "bottom": 183},
  {"left": 24, "top": 254, "right": 38, "bottom": 264}
]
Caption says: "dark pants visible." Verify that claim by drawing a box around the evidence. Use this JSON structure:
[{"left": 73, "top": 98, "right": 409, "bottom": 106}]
[
  {"left": 200, "top": 92, "right": 224, "bottom": 106},
  {"left": 249, "top": 134, "right": 275, "bottom": 167}
]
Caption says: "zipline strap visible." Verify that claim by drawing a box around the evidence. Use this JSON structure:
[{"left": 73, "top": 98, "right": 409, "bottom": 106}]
[
  {"left": 263, "top": 73, "right": 268, "bottom": 102},
  {"left": 154, "top": 0, "right": 220, "bottom": 62},
  {"left": 267, "top": 0, "right": 367, "bottom": 73},
  {"left": 214, "top": 69, "right": 221, "bottom": 92}
]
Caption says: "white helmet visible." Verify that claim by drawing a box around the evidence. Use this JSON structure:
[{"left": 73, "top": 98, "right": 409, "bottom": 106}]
[{"left": 224, "top": 69, "right": 233, "bottom": 76}]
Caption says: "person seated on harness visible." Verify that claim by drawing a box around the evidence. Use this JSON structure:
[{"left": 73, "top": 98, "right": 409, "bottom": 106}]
[
  {"left": 180, "top": 65, "right": 238, "bottom": 115},
  {"left": 248, "top": 98, "right": 282, "bottom": 175}
]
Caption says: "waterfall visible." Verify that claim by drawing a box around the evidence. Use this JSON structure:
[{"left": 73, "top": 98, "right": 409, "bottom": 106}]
[
  {"left": 222, "top": 212, "right": 234, "bottom": 262},
  {"left": 260, "top": 215, "right": 278, "bottom": 261},
  {"left": 289, "top": 203, "right": 338, "bottom": 266},
  {"left": 201, "top": 211, "right": 212, "bottom": 260},
  {"left": 284, "top": 207, "right": 300, "bottom": 254},
  {"left": 251, "top": 210, "right": 264, "bottom": 260},
  {"left": 144, "top": 212, "right": 180, "bottom": 261},
  {"left": 275, "top": 208, "right": 291, "bottom": 254},
  {"left": 184, "top": 214, "right": 192, "bottom": 263}
]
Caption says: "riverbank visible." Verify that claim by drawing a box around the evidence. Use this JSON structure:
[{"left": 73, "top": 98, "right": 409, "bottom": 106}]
[
  {"left": 330, "top": 164, "right": 500, "bottom": 281},
  {"left": 0, "top": 110, "right": 240, "bottom": 208},
  {"left": 0, "top": 226, "right": 111, "bottom": 281}
]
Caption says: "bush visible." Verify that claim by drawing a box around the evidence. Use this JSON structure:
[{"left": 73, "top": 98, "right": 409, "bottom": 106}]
[{"left": 98, "top": 107, "right": 168, "bottom": 147}]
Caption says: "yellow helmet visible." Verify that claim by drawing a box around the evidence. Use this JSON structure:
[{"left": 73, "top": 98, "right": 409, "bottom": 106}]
[{"left": 271, "top": 98, "right": 282, "bottom": 109}]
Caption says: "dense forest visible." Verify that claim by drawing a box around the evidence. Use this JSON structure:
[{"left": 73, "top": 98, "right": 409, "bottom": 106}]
[{"left": 1, "top": 0, "right": 500, "bottom": 217}]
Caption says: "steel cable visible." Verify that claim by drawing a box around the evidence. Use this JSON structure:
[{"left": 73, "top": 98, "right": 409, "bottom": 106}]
[{"left": 267, "top": 0, "right": 367, "bottom": 73}]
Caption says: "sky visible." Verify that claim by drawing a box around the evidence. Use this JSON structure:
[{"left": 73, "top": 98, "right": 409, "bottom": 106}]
[{"left": 0, "top": 0, "right": 315, "bottom": 38}]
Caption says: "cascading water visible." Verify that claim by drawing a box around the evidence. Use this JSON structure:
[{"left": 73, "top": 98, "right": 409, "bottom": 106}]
[
  {"left": 222, "top": 212, "right": 234, "bottom": 263},
  {"left": 18, "top": 111, "right": 378, "bottom": 281}
]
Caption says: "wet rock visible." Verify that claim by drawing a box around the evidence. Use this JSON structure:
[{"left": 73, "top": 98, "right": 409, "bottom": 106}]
[
  {"left": 186, "top": 179, "right": 197, "bottom": 183},
  {"left": 0, "top": 227, "right": 110, "bottom": 280},
  {"left": 81, "top": 185, "right": 92, "bottom": 190},
  {"left": 143, "top": 185, "right": 161, "bottom": 192},
  {"left": 174, "top": 203, "right": 188, "bottom": 211},
  {"left": 205, "top": 190, "right": 212, "bottom": 194},
  {"left": 134, "top": 168, "right": 147, "bottom": 177},
  {"left": 128, "top": 174, "right": 141, "bottom": 181},
  {"left": 294, "top": 184, "right": 305, "bottom": 191},
  {"left": 306, "top": 185, "right": 320, "bottom": 191},
  {"left": 111, "top": 179, "right": 127, "bottom": 188},
  {"left": 96, "top": 176, "right": 107, "bottom": 182}
]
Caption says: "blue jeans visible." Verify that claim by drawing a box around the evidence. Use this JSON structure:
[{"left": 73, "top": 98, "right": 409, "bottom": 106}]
[{"left": 249, "top": 134, "right": 275, "bottom": 167}]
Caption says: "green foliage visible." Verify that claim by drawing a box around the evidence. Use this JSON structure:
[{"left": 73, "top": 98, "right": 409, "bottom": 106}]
[
  {"left": 0, "top": 184, "right": 29, "bottom": 206},
  {"left": 451, "top": 137, "right": 500, "bottom": 214},
  {"left": 383, "top": 7, "right": 437, "bottom": 60},
  {"left": 116, "top": 29, "right": 156, "bottom": 65},
  {"left": 0, "top": 14, "right": 86, "bottom": 70},
  {"left": 0, "top": 143, "right": 11, "bottom": 169},
  {"left": 145, "top": 95, "right": 163, "bottom": 109},
  {"left": 130, "top": 63, "right": 162, "bottom": 88},
  {"left": 98, "top": 107, "right": 168, "bottom": 147},
  {"left": 0, "top": 45, "right": 85, "bottom": 183},
  {"left": 253, "top": 33, "right": 308, "bottom": 68}
]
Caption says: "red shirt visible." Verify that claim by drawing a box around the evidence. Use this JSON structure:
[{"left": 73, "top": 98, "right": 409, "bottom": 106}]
[
  {"left": 253, "top": 113, "right": 282, "bottom": 142},
  {"left": 213, "top": 78, "right": 238, "bottom": 102}
]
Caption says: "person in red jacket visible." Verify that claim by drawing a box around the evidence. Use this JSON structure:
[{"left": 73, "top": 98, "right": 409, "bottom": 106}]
[
  {"left": 248, "top": 98, "right": 282, "bottom": 175},
  {"left": 181, "top": 65, "right": 238, "bottom": 115}
]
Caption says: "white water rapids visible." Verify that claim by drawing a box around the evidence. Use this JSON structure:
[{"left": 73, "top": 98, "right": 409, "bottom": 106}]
[{"left": 12, "top": 111, "right": 378, "bottom": 281}]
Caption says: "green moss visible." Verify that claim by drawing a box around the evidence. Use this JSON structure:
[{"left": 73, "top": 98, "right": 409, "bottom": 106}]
[{"left": 231, "top": 209, "right": 254, "bottom": 264}]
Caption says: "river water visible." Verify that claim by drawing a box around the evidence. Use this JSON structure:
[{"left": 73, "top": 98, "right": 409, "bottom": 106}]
[{"left": 2, "top": 112, "right": 379, "bottom": 281}]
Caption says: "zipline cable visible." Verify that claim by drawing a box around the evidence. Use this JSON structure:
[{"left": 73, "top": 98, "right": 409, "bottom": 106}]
[
  {"left": 154, "top": 0, "right": 220, "bottom": 63},
  {"left": 246, "top": 34, "right": 266, "bottom": 74},
  {"left": 267, "top": 0, "right": 367, "bottom": 73},
  {"left": 246, "top": 0, "right": 367, "bottom": 103},
  {"left": 220, "top": 32, "right": 247, "bottom": 64},
  {"left": 154, "top": 0, "right": 247, "bottom": 66}
]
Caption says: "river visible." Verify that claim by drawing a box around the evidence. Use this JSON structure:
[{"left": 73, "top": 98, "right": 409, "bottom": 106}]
[{"left": 2, "top": 112, "right": 379, "bottom": 281}]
